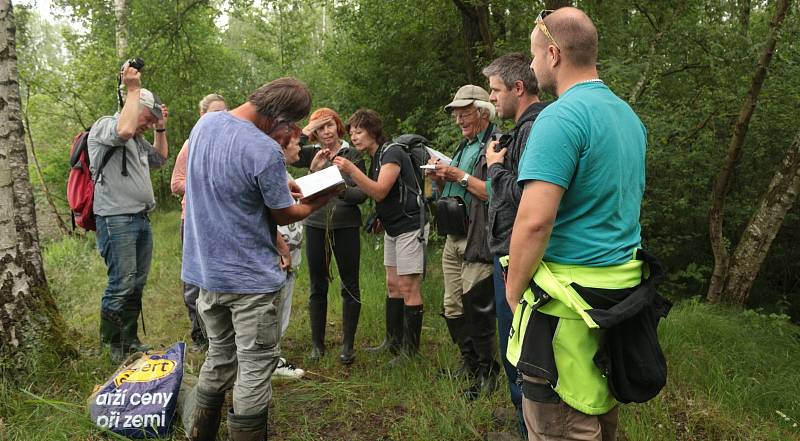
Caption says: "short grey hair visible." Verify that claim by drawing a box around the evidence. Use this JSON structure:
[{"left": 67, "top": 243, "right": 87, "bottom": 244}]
[
  {"left": 482, "top": 52, "right": 539, "bottom": 96},
  {"left": 474, "top": 100, "right": 496, "bottom": 120}
]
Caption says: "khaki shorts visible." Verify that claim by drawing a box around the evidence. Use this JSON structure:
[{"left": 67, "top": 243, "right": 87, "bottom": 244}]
[{"left": 384, "top": 224, "right": 429, "bottom": 275}]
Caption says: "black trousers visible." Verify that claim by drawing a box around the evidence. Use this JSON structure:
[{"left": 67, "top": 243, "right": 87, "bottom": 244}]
[{"left": 305, "top": 226, "right": 361, "bottom": 306}]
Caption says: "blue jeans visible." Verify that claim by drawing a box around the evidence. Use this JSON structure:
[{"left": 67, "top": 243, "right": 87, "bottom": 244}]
[
  {"left": 494, "top": 256, "right": 526, "bottom": 437},
  {"left": 96, "top": 213, "right": 153, "bottom": 314}
]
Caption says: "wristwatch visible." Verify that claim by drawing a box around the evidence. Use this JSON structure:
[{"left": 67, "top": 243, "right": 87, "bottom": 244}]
[{"left": 459, "top": 172, "right": 470, "bottom": 188}]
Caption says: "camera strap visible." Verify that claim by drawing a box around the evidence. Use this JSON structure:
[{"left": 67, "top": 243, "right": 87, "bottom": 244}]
[{"left": 117, "top": 72, "right": 124, "bottom": 111}]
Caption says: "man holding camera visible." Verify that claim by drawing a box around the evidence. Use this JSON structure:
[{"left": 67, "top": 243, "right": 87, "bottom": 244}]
[
  {"left": 89, "top": 61, "right": 169, "bottom": 363},
  {"left": 428, "top": 85, "right": 500, "bottom": 400},
  {"left": 482, "top": 53, "right": 548, "bottom": 439}
]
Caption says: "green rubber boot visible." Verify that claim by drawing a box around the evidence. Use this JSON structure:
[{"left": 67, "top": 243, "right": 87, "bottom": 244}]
[{"left": 121, "top": 310, "right": 152, "bottom": 354}]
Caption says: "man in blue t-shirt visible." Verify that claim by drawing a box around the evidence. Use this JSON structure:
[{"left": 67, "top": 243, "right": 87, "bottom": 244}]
[
  {"left": 181, "top": 78, "right": 333, "bottom": 441},
  {"left": 505, "top": 7, "right": 647, "bottom": 440}
]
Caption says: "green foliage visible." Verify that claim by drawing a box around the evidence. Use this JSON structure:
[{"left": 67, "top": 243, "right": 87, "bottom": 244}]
[{"left": 16, "top": 0, "right": 800, "bottom": 314}]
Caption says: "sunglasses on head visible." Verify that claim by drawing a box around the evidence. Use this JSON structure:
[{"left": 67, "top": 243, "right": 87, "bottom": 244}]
[{"left": 535, "top": 9, "right": 560, "bottom": 51}]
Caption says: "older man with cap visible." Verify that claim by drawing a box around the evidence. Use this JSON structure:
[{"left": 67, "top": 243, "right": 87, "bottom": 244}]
[
  {"left": 88, "top": 62, "right": 169, "bottom": 363},
  {"left": 428, "top": 84, "right": 500, "bottom": 400}
]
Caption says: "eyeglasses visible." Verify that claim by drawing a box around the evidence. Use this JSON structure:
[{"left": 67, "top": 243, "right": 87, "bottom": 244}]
[
  {"left": 452, "top": 110, "right": 477, "bottom": 121},
  {"left": 535, "top": 10, "right": 560, "bottom": 51}
]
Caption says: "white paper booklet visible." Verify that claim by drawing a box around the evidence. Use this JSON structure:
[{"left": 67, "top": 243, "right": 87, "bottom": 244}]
[
  {"left": 426, "top": 147, "right": 452, "bottom": 165},
  {"left": 294, "top": 165, "right": 345, "bottom": 200}
]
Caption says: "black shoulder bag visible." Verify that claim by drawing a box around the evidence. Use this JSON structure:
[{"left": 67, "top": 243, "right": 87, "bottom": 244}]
[{"left": 434, "top": 127, "right": 493, "bottom": 237}]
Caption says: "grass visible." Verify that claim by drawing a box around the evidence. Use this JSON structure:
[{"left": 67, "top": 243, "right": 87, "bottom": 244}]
[{"left": 1, "top": 208, "right": 799, "bottom": 440}]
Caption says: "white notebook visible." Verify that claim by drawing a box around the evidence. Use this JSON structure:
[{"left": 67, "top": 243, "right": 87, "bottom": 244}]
[
  {"left": 294, "top": 165, "right": 345, "bottom": 200},
  {"left": 426, "top": 147, "right": 452, "bottom": 165}
]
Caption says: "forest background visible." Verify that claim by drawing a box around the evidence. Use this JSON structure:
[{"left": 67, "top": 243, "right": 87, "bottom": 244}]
[
  {"left": 1, "top": 0, "right": 800, "bottom": 439},
  {"left": 17, "top": 0, "right": 800, "bottom": 318}
]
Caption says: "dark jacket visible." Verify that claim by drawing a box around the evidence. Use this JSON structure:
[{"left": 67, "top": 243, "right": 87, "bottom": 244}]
[
  {"left": 487, "top": 101, "right": 549, "bottom": 256},
  {"left": 294, "top": 140, "right": 368, "bottom": 229},
  {"left": 464, "top": 124, "right": 500, "bottom": 264}
]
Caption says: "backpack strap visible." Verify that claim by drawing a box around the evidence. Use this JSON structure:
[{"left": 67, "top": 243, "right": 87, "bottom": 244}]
[
  {"left": 380, "top": 141, "right": 428, "bottom": 277},
  {"left": 95, "top": 147, "right": 121, "bottom": 183},
  {"left": 121, "top": 146, "right": 128, "bottom": 176}
]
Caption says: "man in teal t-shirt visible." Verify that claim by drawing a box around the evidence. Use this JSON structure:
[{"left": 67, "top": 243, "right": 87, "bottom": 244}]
[
  {"left": 505, "top": 7, "right": 648, "bottom": 440},
  {"left": 518, "top": 80, "right": 646, "bottom": 267}
]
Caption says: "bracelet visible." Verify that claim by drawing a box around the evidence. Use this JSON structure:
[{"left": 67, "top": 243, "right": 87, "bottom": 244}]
[{"left": 155, "top": 128, "right": 166, "bottom": 133}]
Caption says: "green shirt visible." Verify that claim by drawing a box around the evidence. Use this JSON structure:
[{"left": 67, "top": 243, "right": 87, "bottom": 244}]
[
  {"left": 442, "top": 128, "right": 488, "bottom": 208},
  {"left": 518, "top": 81, "right": 646, "bottom": 266}
]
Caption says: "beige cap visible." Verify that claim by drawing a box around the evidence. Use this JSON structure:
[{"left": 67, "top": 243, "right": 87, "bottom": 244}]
[
  {"left": 138, "top": 88, "right": 163, "bottom": 119},
  {"left": 444, "top": 85, "right": 491, "bottom": 111}
]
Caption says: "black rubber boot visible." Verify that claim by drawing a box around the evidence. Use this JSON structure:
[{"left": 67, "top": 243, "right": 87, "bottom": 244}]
[
  {"left": 402, "top": 305, "right": 424, "bottom": 356},
  {"left": 365, "top": 298, "right": 404, "bottom": 353},
  {"left": 464, "top": 344, "right": 500, "bottom": 400},
  {"left": 442, "top": 315, "right": 477, "bottom": 379},
  {"left": 100, "top": 309, "right": 125, "bottom": 363},
  {"left": 463, "top": 276, "right": 499, "bottom": 400},
  {"left": 340, "top": 300, "right": 361, "bottom": 365},
  {"left": 386, "top": 298, "right": 405, "bottom": 355},
  {"left": 187, "top": 388, "right": 225, "bottom": 441},
  {"left": 309, "top": 301, "right": 327, "bottom": 360},
  {"left": 227, "top": 408, "right": 268, "bottom": 441},
  {"left": 387, "top": 304, "right": 423, "bottom": 367},
  {"left": 121, "top": 310, "right": 152, "bottom": 354}
]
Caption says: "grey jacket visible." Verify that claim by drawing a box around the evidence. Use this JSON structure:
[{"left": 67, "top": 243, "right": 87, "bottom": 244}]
[{"left": 487, "top": 101, "right": 549, "bottom": 256}]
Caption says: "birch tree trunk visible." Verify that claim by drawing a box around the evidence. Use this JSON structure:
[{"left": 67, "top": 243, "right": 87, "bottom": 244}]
[
  {"left": 722, "top": 130, "right": 800, "bottom": 305},
  {"left": 0, "top": 0, "right": 65, "bottom": 370},
  {"left": 706, "top": 0, "right": 791, "bottom": 304},
  {"left": 114, "top": 0, "right": 130, "bottom": 59}
]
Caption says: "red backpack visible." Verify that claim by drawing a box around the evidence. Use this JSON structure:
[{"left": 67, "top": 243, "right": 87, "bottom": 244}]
[{"left": 67, "top": 127, "right": 125, "bottom": 231}]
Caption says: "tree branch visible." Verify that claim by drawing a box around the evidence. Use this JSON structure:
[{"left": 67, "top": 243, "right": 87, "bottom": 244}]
[{"left": 706, "top": 0, "right": 792, "bottom": 304}]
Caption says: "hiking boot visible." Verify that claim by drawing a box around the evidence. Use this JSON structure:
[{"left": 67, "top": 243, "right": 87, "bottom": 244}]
[
  {"left": 274, "top": 357, "right": 305, "bottom": 379},
  {"left": 227, "top": 408, "right": 267, "bottom": 441}
]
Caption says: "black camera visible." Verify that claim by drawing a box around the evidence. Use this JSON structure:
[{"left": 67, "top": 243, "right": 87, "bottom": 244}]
[
  {"left": 123, "top": 58, "right": 145, "bottom": 72},
  {"left": 490, "top": 133, "right": 512, "bottom": 152}
]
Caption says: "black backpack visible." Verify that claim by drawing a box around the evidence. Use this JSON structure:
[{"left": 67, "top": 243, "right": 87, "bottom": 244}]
[
  {"left": 377, "top": 134, "right": 432, "bottom": 273},
  {"left": 378, "top": 134, "right": 432, "bottom": 218}
]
